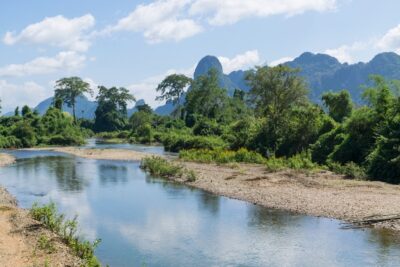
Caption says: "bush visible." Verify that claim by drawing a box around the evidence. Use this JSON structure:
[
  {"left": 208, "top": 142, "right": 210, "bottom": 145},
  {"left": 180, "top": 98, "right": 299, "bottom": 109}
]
[
  {"left": 161, "top": 133, "right": 227, "bottom": 152},
  {"left": 327, "top": 161, "right": 367, "bottom": 179},
  {"left": 179, "top": 148, "right": 266, "bottom": 164},
  {"left": 30, "top": 202, "right": 101, "bottom": 266},
  {"left": 140, "top": 156, "right": 183, "bottom": 177}
]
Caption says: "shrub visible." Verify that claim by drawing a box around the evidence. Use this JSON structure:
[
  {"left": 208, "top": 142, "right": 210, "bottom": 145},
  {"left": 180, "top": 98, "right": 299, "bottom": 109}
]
[
  {"left": 161, "top": 133, "right": 227, "bottom": 152},
  {"left": 327, "top": 161, "right": 367, "bottom": 179},
  {"left": 179, "top": 148, "right": 266, "bottom": 164},
  {"left": 30, "top": 202, "right": 101, "bottom": 267},
  {"left": 140, "top": 156, "right": 183, "bottom": 178}
]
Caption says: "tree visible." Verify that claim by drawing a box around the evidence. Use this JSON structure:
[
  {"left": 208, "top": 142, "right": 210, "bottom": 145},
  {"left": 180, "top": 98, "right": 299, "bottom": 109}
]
[
  {"left": 156, "top": 74, "right": 192, "bottom": 118},
  {"left": 14, "top": 106, "right": 19, "bottom": 117},
  {"left": 322, "top": 90, "right": 353, "bottom": 122},
  {"left": 94, "top": 86, "right": 136, "bottom": 132},
  {"left": 21, "top": 105, "right": 32, "bottom": 117},
  {"left": 184, "top": 69, "right": 229, "bottom": 124},
  {"left": 54, "top": 77, "right": 93, "bottom": 122},
  {"left": 246, "top": 65, "right": 308, "bottom": 153}
]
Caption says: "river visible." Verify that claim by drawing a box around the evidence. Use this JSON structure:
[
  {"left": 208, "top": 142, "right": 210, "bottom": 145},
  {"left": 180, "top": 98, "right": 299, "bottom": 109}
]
[{"left": 0, "top": 148, "right": 399, "bottom": 266}]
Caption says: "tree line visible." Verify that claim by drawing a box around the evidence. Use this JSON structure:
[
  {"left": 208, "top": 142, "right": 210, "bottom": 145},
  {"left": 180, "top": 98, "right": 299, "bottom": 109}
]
[{"left": 0, "top": 65, "right": 399, "bottom": 183}]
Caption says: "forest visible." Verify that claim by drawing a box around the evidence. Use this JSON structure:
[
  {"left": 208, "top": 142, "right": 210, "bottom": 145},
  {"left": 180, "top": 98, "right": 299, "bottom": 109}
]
[{"left": 1, "top": 65, "right": 399, "bottom": 183}]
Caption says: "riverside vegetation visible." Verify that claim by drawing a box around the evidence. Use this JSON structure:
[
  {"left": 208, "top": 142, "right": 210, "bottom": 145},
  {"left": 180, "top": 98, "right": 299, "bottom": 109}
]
[
  {"left": 0, "top": 65, "right": 399, "bottom": 183},
  {"left": 30, "top": 202, "right": 101, "bottom": 267}
]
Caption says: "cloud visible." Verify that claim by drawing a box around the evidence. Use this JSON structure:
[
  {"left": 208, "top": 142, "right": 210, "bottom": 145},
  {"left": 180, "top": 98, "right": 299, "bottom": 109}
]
[
  {"left": 377, "top": 24, "right": 400, "bottom": 53},
  {"left": 269, "top": 56, "right": 294, "bottom": 66},
  {"left": 3, "top": 14, "right": 95, "bottom": 52},
  {"left": 189, "top": 0, "right": 337, "bottom": 26},
  {"left": 218, "top": 50, "right": 261, "bottom": 73},
  {"left": 324, "top": 42, "right": 368, "bottom": 63},
  {"left": 102, "top": 0, "right": 203, "bottom": 43},
  {"left": 0, "top": 80, "right": 50, "bottom": 113},
  {"left": 0, "top": 51, "right": 86, "bottom": 77}
]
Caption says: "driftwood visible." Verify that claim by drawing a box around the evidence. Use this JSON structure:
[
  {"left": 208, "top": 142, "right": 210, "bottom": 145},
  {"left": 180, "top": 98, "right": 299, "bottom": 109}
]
[{"left": 342, "top": 214, "right": 400, "bottom": 229}]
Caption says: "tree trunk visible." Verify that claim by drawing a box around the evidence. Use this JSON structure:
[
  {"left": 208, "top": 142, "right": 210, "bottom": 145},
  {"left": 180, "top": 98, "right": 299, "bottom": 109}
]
[{"left": 72, "top": 103, "right": 76, "bottom": 123}]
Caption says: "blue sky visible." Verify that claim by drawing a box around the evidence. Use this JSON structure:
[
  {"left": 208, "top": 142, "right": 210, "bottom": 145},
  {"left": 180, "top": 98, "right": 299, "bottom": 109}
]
[{"left": 1, "top": 0, "right": 400, "bottom": 112}]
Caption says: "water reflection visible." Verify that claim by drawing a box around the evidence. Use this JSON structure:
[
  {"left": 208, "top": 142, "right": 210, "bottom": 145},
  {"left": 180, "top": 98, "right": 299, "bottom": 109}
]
[{"left": 0, "top": 152, "right": 399, "bottom": 267}]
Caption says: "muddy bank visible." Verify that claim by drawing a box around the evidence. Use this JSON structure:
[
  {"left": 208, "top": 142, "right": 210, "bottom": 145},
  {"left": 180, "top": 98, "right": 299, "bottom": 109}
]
[
  {"left": 0, "top": 153, "right": 83, "bottom": 267},
  {"left": 31, "top": 147, "right": 400, "bottom": 232}
]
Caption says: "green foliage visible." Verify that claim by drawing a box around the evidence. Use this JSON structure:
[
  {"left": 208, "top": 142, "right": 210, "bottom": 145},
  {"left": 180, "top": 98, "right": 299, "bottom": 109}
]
[
  {"left": 55, "top": 77, "right": 93, "bottom": 122},
  {"left": 37, "top": 234, "right": 56, "bottom": 254},
  {"left": 322, "top": 90, "right": 353, "bottom": 122},
  {"left": 140, "top": 156, "right": 183, "bottom": 177},
  {"left": 161, "top": 132, "right": 228, "bottom": 152},
  {"left": 327, "top": 161, "right": 367, "bottom": 180},
  {"left": 94, "top": 86, "right": 135, "bottom": 132},
  {"left": 179, "top": 148, "right": 266, "bottom": 164},
  {"left": 30, "top": 202, "right": 101, "bottom": 267}
]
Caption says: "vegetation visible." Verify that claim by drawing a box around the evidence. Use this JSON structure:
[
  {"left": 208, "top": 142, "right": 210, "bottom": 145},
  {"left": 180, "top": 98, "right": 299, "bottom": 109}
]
[
  {"left": 30, "top": 202, "right": 101, "bottom": 267},
  {"left": 1, "top": 62, "right": 399, "bottom": 184},
  {"left": 140, "top": 156, "right": 197, "bottom": 182}
]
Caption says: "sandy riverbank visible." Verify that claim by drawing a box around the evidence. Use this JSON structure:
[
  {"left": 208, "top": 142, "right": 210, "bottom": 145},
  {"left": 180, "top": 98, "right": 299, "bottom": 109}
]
[
  {"left": 0, "top": 154, "right": 83, "bottom": 266},
  {"left": 34, "top": 147, "right": 400, "bottom": 232}
]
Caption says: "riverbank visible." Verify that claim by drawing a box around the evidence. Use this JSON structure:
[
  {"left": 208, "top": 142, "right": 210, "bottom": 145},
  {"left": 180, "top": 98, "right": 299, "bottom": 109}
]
[
  {"left": 31, "top": 147, "right": 400, "bottom": 232},
  {"left": 0, "top": 154, "right": 83, "bottom": 267}
]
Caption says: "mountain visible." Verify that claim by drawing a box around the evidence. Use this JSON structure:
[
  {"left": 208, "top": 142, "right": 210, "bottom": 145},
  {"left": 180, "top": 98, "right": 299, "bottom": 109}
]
[
  {"left": 8, "top": 52, "right": 400, "bottom": 117},
  {"left": 285, "top": 52, "right": 400, "bottom": 103},
  {"left": 34, "top": 96, "right": 98, "bottom": 119}
]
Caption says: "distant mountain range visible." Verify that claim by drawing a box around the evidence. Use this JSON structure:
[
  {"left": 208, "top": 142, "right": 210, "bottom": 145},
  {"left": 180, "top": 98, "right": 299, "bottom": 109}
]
[{"left": 10, "top": 51, "right": 400, "bottom": 117}]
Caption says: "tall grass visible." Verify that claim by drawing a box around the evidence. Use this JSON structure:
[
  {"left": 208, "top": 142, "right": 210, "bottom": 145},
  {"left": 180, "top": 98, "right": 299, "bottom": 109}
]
[
  {"left": 30, "top": 202, "right": 101, "bottom": 267},
  {"left": 140, "top": 156, "right": 197, "bottom": 182}
]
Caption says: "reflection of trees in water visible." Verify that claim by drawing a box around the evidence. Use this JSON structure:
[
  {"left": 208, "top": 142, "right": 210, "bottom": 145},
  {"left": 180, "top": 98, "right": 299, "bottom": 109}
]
[
  {"left": 144, "top": 173, "right": 192, "bottom": 196},
  {"left": 366, "top": 228, "right": 400, "bottom": 264},
  {"left": 197, "top": 191, "right": 220, "bottom": 215},
  {"left": 246, "top": 205, "right": 304, "bottom": 231},
  {"left": 16, "top": 156, "right": 86, "bottom": 192},
  {"left": 98, "top": 164, "right": 128, "bottom": 185}
]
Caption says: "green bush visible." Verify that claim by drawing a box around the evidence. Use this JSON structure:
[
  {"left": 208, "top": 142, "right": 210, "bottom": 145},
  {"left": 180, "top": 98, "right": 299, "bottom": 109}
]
[
  {"left": 179, "top": 148, "right": 266, "bottom": 164},
  {"left": 30, "top": 202, "right": 101, "bottom": 267},
  {"left": 161, "top": 133, "right": 227, "bottom": 152},
  {"left": 327, "top": 161, "right": 367, "bottom": 179},
  {"left": 140, "top": 156, "right": 183, "bottom": 177}
]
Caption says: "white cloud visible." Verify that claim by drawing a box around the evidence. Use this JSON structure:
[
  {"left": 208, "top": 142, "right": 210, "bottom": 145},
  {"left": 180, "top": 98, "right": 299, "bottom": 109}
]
[
  {"left": 189, "top": 0, "right": 337, "bottom": 26},
  {"left": 377, "top": 24, "right": 400, "bottom": 53},
  {"left": 0, "top": 51, "right": 86, "bottom": 77},
  {"left": 324, "top": 42, "right": 367, "bottom": 63},
  {"left": 218, "top": 50, "right": 261, "bottom": 73},
  {"left": 269, "top": 56, "right": 294, "bottom": 66},
  {"left": 3, "top": 14, "right": 95, "bottom": 52},
  {"left": 0, "top": 80, "right": 50, "bottom": 113},
  {"left": 102, "top": 0, "right": 203, "bottom": 43}
]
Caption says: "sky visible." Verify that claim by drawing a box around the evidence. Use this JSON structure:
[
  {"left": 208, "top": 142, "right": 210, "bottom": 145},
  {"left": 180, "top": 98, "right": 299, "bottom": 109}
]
[{"left": 1, "top": 0, "right": 400, "bottom": 113}]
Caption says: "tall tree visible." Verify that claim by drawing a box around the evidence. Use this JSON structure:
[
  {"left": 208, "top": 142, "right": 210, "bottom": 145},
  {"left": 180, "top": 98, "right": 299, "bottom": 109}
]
[
  {"left": 94, "top": 86, "right": 136, "bottom": 132},
  {"left": 156, "top": 74, "right": 192, "bottom": 118},
  {"left": 184, "top": 69, "right": 229, "bottom": 124},
  {"left": 246, "top": 65, "right": 308, "bottom": 153},
  {"left": 54, "top": 77, "right": 93, "bottom": 122},
  {"left": 322, "top": 90, "right": 353, "bottom": 122}
]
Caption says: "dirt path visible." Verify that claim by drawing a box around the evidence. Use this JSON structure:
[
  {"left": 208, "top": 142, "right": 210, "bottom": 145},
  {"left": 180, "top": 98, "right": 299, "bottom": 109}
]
[
  {"left": 0, "top": 154, "right": 83, "bottom": 267},
  {"left": 25, "top": 147, "right": 400, "bottom": 231}
]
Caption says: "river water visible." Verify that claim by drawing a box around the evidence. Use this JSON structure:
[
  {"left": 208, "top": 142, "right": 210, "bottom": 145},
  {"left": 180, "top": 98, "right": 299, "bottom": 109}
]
[{"left": 0, "top": 149, "right": 399, "bottom": 266}]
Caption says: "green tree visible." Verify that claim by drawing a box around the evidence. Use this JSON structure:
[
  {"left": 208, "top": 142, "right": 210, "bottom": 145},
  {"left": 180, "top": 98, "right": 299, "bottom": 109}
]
[
  {"left": 54, "top": 77, "right": 93, "bottom": 122},
  {"left": 184, "top": 69, "right": 229, "bottom": 124},
  {"left": 322, "top": 90, "right": 353, "bottom": 122},
  {"left": 94, "top": 86, "right": 136, "bottom": 132},
  {"left": 156, "top": 74, "right": 192, "bottom": 118},
  {"left": 246, "top": 65, "right": 308, "bottom": 153}
]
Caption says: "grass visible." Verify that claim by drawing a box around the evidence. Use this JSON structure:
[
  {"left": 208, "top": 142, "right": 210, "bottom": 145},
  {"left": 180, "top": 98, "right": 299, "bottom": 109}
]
[
  {"left": 327, "top": 161, "right": 367, "bottom": 180},
  {"left": 140, "top": 156, "right": 197, "bottom": 182},
  {"left": 30, "top": 202, "right": 101, "bottom": 267},
  {"left": 179, "top": 148, "right": 266, "bottom": 164}
]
